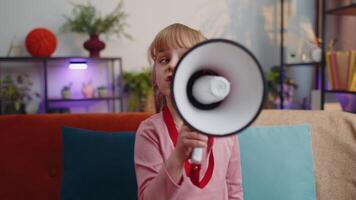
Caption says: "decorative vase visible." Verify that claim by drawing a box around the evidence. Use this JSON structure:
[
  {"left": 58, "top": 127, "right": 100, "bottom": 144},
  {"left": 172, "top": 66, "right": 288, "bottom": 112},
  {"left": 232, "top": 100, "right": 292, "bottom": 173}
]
[
  {"left": 82, "top": 81, "right": 95, "bottom": 98},
  {"left": 25, "top": 100, "right": 40, "bottom": 114},
  {"left": 311, "top": 48, "right": 322, "bottom": 62},
  {"left": 83, "top": 34, "right": 105, "bottom": 57},
  {"left": 61, "top": 89, "right": 71, "bottom": 99},
  {"left": 98, "top": 87, "right": 108, "bottom": 98}
]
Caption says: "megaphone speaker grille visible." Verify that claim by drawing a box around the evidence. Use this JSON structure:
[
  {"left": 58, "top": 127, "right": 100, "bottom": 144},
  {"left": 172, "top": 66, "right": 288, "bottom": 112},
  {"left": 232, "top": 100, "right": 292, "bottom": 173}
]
[{"left": 186, "top": 70, "right": 223, "bottom": 110}]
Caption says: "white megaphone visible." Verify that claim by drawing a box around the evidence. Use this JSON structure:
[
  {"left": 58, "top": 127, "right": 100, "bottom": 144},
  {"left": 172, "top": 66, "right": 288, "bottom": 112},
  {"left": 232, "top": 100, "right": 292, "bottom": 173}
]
[{"left": 171, "top": 39, "right": 265, "bottom": 164}]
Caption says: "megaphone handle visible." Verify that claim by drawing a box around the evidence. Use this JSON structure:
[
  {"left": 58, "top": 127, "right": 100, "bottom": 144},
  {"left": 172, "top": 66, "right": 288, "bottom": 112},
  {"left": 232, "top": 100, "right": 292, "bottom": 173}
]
[{"left": 191, "top": 148, "right": 203, "bottom": 163}]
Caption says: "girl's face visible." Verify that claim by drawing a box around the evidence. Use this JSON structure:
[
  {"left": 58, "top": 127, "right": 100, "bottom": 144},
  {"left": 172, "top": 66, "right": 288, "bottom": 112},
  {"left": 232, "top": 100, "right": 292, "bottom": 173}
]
[{"left": 154, "top": 48, "right": 188, "bottom": 97}]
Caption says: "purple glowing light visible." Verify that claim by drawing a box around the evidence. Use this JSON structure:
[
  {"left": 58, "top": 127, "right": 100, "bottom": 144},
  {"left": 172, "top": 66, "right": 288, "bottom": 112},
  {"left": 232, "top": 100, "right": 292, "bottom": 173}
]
[{"left": 69, "top": 62, "right": 88, "bottom": 70}]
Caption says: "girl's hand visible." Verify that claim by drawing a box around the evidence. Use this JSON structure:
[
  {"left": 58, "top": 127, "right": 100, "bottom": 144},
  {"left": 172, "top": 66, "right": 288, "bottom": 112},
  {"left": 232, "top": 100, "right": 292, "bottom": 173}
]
[
  {"left": 165, "top": 125, "right": 208, "bottom": 183},
  {"left": 173, "top": 125, "right": 208, "bottom": 164}
]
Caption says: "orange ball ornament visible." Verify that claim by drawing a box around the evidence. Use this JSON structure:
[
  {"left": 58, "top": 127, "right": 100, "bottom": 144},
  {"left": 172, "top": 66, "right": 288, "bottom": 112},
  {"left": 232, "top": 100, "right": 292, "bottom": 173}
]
[{"left": 25, "top": 28, "right": 57, "bottom": 57}]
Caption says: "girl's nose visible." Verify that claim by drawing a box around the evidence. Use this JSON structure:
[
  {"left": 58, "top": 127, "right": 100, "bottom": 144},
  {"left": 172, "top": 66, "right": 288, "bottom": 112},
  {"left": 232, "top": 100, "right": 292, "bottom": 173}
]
[{"left": 168, "top": 55, "right": 179, "bottom": 71}]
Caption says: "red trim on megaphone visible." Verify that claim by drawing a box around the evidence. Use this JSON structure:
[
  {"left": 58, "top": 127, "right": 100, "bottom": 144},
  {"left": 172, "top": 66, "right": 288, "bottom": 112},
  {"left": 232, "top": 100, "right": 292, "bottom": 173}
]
[{"left": 163, "top": 106, "right": 214, "bottom": 188}]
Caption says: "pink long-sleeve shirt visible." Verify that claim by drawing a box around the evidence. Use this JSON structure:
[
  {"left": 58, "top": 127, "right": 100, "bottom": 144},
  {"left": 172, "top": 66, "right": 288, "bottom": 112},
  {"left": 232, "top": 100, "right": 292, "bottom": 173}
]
[{"left": 134, "top": 112, "right": 243, "bottom": 200}]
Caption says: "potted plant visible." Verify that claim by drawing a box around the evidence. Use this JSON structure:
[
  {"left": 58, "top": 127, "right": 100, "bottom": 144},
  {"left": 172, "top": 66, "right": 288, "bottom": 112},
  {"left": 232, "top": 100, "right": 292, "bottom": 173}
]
[
  {"left": 265, "top": 66, "right": 298, "bottom": 109},
  {"left": 61, "top": 82, "right": 73, "bottom": 99},
  {"left": 0, "top": 74, "right": 40, "bottom": 114},
  {"left": 60, "top": 1, "right": 132, "bottom": 57},
  {"left": 97, "top": 86, "right": 108, "bottom": 98},
  {"left": 122, "top": 69, "right": 154, "bottom": 112}
]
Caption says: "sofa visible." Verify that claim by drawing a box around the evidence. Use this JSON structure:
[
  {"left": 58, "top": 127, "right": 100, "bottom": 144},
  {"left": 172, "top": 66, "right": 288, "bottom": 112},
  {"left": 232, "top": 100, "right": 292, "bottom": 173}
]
[{"left": 0, "top": 110, "right": 355, "bottom": 200}]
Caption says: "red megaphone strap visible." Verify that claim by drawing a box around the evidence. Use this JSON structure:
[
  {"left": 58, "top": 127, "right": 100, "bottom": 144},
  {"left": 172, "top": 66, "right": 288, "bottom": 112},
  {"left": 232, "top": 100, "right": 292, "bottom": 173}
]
[{"left": 163, "top": 106, "right": 214, "bottom": 188}]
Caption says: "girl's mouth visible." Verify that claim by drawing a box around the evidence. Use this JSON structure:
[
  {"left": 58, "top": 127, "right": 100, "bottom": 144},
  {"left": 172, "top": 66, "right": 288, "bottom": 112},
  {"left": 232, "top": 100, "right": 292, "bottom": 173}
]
[{"left": 166, "top": 75, "right": 173, "bottom": 82}]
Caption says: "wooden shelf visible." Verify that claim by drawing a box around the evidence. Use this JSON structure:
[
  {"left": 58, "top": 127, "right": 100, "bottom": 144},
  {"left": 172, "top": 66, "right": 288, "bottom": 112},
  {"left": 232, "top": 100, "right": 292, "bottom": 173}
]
[
  {"left": 273, "top": 62, "right": 321, "bottom": 69},
  {"left": 0, "top": 57, "right": 122, "bottom": 61},
  {"left": 326, "top": 3, "right": 356, "bottom": 15},
  {"left": 48, "top": 97, "right": 122, "bottom": 102},
  {"left": 324, "top": 90, "right": 356, "bottom": 94},
  {"left": 284, "top": 62, "right": 321, "bottom": 67}
]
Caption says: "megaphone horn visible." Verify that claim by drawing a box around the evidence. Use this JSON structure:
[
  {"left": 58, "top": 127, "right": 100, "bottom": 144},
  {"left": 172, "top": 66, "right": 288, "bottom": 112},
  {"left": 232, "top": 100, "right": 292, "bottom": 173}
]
[
  {"left": 171, "top": 39, "right": 266, "bottom": 137},
  {"left": 171, "top": 39, "right": 265, "bottom": 188}
]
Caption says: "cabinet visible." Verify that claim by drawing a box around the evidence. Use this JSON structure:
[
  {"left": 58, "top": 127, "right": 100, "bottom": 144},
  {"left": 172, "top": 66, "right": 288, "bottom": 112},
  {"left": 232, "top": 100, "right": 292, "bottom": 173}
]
[
  {"left": 0, "top": 57, "right": 123, "bottom": 114},
  {"left": 320, "top": 1, "right": 356, "bottom": 109}
]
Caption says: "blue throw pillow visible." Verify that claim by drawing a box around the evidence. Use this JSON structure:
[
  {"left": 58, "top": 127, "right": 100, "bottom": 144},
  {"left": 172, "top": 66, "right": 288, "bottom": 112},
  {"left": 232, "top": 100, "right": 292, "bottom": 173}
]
[
  {"left": 61, "top": 127, "right": 137, "bottom": 200},
  {"left": 238, "top": 124, "right": 316, "bottom": 200}
]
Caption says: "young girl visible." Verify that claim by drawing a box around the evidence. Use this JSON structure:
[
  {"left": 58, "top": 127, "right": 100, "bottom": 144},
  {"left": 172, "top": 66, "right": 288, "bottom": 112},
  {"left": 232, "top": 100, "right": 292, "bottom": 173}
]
[{"left": 134, "top": 23, "right": 243, "bottom": 200}]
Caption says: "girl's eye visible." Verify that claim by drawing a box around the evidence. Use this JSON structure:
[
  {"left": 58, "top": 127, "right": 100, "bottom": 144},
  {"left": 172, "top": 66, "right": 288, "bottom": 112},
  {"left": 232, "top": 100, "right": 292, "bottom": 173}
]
[{"left": 158, "top": 57, "right": 169, "bottom": 64}]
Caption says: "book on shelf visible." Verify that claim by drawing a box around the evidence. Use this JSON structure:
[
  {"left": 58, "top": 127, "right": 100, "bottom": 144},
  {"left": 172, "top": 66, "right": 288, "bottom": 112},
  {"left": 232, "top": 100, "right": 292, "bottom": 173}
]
[
  {"left": 329, "top": 52, "right": 341, "bottom": 89},
  {"left": 326, "top": 50, "right": 356, "bottom": 91},
  {"left": 325, "top": 52, "right": 335, "bottom": 89},
  {"left": 349, "top": 51, "right": 356, "bottom": 91},
  {"left": 336, "top": 51, "right": 350, "bottom": 89},
  {"left": 350, "top": 76, "right": 356, "bottom": 91}
]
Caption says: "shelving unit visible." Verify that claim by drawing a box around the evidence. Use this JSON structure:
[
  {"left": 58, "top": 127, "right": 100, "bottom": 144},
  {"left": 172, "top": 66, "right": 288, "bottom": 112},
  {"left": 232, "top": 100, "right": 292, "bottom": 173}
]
[
  {"left": 278, "top": 0, "right": 322, "bottom": 109},
  {"left": 47, "top": 97, "right": 121, "bottom": 102},
  {"left": 0, "top": 57, "right": 123, "bottom": 114},
  {"left": 321, "top": 1, "right": 356, "bottom": 109},
  {"left": 278, "top": 0, "right": 355, "bottom": 110},
  {"left": 326, "top": 3, "right": 356, "bottom": 15},
  {"left": 283, "top": 62, "right": 321, "bottom": 67}
]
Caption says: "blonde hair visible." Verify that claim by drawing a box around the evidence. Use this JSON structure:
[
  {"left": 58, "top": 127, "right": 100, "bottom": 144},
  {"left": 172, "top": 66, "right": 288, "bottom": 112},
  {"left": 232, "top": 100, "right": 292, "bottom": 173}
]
[{"left": 148, "top": 23, "right": 207, "bottom": 112}]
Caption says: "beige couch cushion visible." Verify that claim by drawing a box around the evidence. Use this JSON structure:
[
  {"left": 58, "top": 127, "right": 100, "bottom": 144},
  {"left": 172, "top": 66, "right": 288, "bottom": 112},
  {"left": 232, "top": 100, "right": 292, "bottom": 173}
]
[{"left": 252, "top": 110, "right": 356, "bottom": 200}]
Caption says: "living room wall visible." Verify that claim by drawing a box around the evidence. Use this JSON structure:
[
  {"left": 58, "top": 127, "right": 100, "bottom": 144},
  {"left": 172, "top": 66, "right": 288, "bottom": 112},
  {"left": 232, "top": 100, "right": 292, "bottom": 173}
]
[
  {"left": 0, "top": 0, "right": 317, "bottom": 110},
  {"left": 0, "top": 0, "right": 292, "bottom": 71}
]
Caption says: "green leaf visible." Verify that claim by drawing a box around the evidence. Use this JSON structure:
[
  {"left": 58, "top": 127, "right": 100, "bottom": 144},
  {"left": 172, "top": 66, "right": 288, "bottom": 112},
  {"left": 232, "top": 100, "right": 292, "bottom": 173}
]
[{"left": 60, "top": 1, "right": 132, "bottom": 39}]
